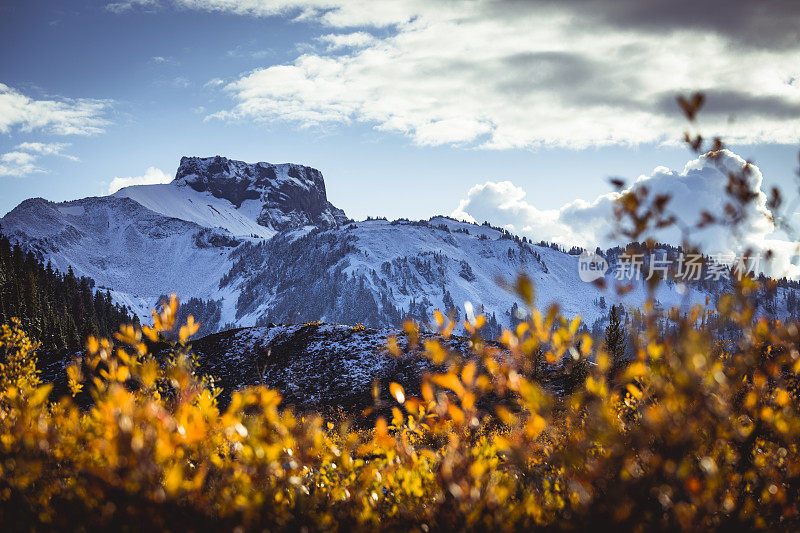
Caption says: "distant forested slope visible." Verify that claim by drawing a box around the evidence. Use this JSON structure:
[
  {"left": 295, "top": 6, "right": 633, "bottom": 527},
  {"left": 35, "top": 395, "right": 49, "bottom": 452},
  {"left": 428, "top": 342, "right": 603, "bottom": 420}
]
[{"left": 0, "top": 226, "right": 135, "bottom": 350}]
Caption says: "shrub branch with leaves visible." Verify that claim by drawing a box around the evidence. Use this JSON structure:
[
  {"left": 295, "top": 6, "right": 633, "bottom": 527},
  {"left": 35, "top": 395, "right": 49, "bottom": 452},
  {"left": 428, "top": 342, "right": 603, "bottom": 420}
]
[{"left": 1, "top": 96, "right": 800, "bottom": 530}]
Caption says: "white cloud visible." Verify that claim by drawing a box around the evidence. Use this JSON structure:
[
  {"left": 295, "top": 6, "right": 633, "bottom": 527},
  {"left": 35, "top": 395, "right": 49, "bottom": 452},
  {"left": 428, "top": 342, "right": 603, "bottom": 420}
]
[
  {"left": 0, "top": 142, "right": 79, "bottom": 177},
  {"left": 167, "top": 0, "right": 800, "bottom": 148},
  {"left": 317, "top": 32, "right": 376, "bottom": 51},
  {"left": 452, "top": 150, "right": 800, "bottom": 278},
  {"left": 106, "top": 0, "right": 158, "bottom": 14},
  {"left": 108, "top": 166, "right": 172, "bottom": 193},
  {"left": 226, "top": 45, "right": 272, "bottom": 59},
  {"left": 0, "top": 83, "right": 111, "bottom": 136},
  {"left": 170, "top": 0, "right": 418, "bottom": 26},
  {"left": 14, "top": 142, "right": 79, "bottom": 161},
  {"left": 204, "top": 77, "right": 225, "bottom": 88},
  {"left": 151, "top": 55, "right": 180, "bottom": 65},
  {"left": 0, "top": 152, "right": 42, "bottom": 177}
]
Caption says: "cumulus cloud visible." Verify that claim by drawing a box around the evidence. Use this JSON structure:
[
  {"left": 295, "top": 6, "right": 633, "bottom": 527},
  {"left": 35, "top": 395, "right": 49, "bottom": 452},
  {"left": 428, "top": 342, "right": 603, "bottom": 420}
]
[
  {"left": 169, "top": 0, "right": 418, "bottom": 27},
  {"left": 0, "top": 83, "right": 111, "bottom": 136},
  {"left": 142, "top": 0, "right": 800, "bottom": 51},
  {"left": 533, "top": 0, "right": 800, "bottom": 51},
  {"left": 140, "top": 0, "right": 800, "bottom": 148},
  {"left": 452, "top": 150, "right": 800, "bottom": 277},
  {"left": 108, "top": 166, "right": 172, "bottom": 193},
  {"left": 0, "top": 142, "right": 78, "bottom": 177}
]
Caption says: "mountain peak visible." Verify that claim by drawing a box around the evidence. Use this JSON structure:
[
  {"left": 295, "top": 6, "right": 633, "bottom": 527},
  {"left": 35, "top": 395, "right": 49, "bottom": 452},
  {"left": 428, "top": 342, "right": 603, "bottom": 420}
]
[{"left": 173, "top": 156, "right": 348, "bottom": 230}]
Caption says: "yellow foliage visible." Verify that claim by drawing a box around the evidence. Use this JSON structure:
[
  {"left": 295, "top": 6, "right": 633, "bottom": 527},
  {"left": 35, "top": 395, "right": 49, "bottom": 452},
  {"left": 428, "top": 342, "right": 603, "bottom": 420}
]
[{"left": 1, "top": 270, "right": 800, "bottom": 529}]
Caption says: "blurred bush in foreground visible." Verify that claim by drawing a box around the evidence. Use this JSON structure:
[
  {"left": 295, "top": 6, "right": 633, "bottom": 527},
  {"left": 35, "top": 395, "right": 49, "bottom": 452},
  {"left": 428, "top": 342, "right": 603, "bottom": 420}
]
[{"left": 0, "top": 277, "right": 798, "bottom": 531}]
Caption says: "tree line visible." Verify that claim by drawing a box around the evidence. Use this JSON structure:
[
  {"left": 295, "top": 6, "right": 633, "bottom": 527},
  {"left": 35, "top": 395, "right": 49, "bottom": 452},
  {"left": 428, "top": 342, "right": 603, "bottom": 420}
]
[{"left": 0, "top": 227, "right": 135, "bottom": 351}]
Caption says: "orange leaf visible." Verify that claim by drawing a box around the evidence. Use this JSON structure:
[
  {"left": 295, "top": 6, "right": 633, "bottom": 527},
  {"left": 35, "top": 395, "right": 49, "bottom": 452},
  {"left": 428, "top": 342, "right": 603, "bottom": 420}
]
[{"left": 389, "top": 382, "right": 405, "bottom": 404}]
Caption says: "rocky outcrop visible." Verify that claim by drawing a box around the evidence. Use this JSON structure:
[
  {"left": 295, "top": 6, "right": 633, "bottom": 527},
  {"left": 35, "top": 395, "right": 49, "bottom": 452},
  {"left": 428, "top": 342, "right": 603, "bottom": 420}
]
[{"left": 174, "top": 156, "right": 348, "bottom": 231}]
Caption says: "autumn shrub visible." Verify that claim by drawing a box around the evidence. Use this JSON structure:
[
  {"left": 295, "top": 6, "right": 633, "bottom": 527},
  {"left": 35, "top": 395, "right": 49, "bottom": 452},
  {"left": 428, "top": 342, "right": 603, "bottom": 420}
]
[
  {"left": 0, "top": 270, "right": 798, "bottom": 531},
  {"left": 1, "top": 96, "right": 799, "bottom": 531}
]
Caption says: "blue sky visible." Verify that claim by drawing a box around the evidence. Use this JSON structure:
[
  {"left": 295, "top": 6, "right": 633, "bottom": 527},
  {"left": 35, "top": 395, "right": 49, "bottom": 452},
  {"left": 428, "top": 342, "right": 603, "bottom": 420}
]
[{"left": 2, "top": 0, "right": 800, "bottom": 239}]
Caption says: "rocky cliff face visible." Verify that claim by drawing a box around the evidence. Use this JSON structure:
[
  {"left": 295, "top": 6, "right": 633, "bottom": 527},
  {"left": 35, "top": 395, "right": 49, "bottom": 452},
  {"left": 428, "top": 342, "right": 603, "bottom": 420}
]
[{"left": 174, "top": 156, "right": 348, "bottom": 231}]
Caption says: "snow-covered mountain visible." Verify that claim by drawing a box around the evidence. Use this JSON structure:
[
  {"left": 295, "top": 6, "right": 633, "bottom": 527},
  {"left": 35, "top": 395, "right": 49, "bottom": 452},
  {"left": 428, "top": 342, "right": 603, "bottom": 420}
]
[{"left": 0, "top": 155, "right": 785, "bottom": 337}]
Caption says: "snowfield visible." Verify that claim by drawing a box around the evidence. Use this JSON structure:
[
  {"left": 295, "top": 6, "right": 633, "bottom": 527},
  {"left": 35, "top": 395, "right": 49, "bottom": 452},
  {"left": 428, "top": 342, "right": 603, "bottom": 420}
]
[{"left": 114, "top": 183, "right": 276, "bottom": 239}]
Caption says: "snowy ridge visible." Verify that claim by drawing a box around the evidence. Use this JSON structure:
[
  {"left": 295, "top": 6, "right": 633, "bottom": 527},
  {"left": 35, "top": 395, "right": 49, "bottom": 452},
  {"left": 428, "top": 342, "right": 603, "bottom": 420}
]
[
  {"left": 2, "top": 155, "right": 795, "bottom": 341},
  {"left": 218, "top": 216, "right": 718, "bottom": 337}
]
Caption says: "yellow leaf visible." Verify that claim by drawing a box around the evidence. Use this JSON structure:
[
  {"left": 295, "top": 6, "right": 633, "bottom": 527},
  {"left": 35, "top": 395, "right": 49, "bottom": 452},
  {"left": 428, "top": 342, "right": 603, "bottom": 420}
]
[
  {"left": 391, "top": 406, "right": 404, "bottom": 427},
  {"left": 516, "top": 275, "right": 534, "bottom": 305},
  {"left": 496, "top": 406, "right": 516, "bottom": 425},
  {"left": 387, "top": 336, "right": 401, "bottom": 357},
  {"left": 431, "top": 373, "right": 465, "bottom": 397},
  {"left": 404, "top": 397, "right": 421, "bottom": 415},
  {"left": 433, "top": 309, "right": 444, "bottom": 328},
  {"left": 389, "top": 382, "right": 405, "bottom": 404},
  {"left": 462, "top": 392, "right": 475, "bottom": 410},
  {"left": 580, "top": 334, "right": 593, "bottom": 356},
  {"left": 624, "top": 362, "right": 648, "bottom": 379},
  {"left": 626, "top": 383, "right": 642, "bottom": 400},
  {"left": 447, "top": 404, "right": 465, "bottom": 425},
  {"left": 29, "top": 384, "right": 53, "bottom": 406},
  {"left": 461, "top": 362, "right": 477, "bottom": 386},
  {"left": 424, "top": 340, "right": 447, "bottom": 364},
  {"left": 164, "top": 464, "right": 183, "bottom": 494},
  {"left": 142, "top": 325, "right": 159, "bottom": 343},
  {"left": 421, "top": 381, "right": 434, "bottom": 402},
  {"left": 86, "top": 336, "right": 99, "bottom": 354},
  {"left": 66, "top": 363, "right": 81, "bottom": 383},
  {"left": 646, "top": 341, "right": 664, "bottom": 359},
  {"left": 525, "top": 414, "right": 546, "bottom": 439},
  {"left": 375, "top": 417, "right": 388, "bottom": 438}
]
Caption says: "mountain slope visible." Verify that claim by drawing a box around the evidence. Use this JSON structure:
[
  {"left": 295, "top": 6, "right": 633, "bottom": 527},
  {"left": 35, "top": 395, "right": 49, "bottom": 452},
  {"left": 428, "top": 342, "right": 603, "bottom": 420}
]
[
  {"left": 1, "top": 195, "right": 238, "bottom": 319},
  {"left": 2, "top": 155, "right": 792, "bottom": 338},
  {"left": 185, "top": 323, "right": 475, "bottom": 410},
  {"left": 0, "top": 229, "right": 134, "bottom": 350},
  {"left": 33, "top": 322, "right": 501, "bottom": 412},
  {"left": 113, "top": 183, "right": 276, "bottom": 238}
]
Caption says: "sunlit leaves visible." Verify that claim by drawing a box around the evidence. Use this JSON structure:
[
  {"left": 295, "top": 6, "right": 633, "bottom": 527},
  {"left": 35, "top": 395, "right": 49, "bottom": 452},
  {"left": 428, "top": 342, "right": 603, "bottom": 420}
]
[
  {"left": 179, "top": 315, "right": 200, "bottom": 344},
  {"left": 2, "top": 257, "right": 800, "bottom": 531},
  {"left": 0, "top": 318, "right": 41, "bottom": 398}
]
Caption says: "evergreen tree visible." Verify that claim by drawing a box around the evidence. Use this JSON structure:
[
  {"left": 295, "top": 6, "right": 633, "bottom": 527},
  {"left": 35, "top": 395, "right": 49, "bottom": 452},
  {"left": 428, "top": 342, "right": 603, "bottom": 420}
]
[
  {"left": 0, "top": 226, "right": 134, "bottom": 351},
  {"left": 604, "top": 304, "right": 628, "bottom": 381}
]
